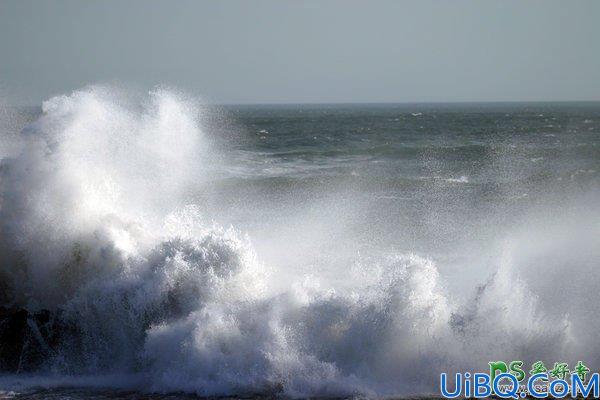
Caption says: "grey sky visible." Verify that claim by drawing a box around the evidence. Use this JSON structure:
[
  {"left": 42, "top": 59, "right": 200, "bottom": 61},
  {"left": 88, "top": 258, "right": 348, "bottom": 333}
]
[{"left": 1, "top": 0, "right": 599, "bottom": 105}]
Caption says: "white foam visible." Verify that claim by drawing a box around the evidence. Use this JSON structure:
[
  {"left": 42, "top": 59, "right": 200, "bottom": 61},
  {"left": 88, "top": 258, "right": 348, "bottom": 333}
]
[{"left": 1, "top": 87, "right": 599, "bottom": 397}]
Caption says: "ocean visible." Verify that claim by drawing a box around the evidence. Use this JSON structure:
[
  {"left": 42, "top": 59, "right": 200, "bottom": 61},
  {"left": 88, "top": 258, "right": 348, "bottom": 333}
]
[{"left": 0, "top": 88, "right": 599, "bottom": 398}]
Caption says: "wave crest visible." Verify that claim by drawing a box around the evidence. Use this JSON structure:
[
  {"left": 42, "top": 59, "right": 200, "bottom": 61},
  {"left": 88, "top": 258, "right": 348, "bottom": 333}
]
[{"left": 1, "top": 87, "right": 599, "bottom": 397}]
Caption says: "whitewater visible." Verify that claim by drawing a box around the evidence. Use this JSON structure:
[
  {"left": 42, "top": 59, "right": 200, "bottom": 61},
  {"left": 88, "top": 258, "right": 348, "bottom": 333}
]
[{"left": 1, "top": 86, "right": 600, "bottom": 398}]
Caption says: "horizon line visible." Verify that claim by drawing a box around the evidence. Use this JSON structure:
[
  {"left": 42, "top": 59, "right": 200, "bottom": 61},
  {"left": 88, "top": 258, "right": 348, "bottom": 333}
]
[
  {"left": 222, "top": 99, "right": 600, "bottom": 107},
  {"left": 10, "top": 99, "right": 600, "bottom": 109}
]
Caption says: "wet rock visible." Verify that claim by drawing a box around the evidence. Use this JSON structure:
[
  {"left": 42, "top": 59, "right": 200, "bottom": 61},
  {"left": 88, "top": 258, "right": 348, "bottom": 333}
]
[{"left": 0, "top": 307, "right": 62, "bottom": 372}]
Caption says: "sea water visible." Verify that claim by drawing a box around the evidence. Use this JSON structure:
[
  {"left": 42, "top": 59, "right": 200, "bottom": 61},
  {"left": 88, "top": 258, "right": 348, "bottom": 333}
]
[{"left": 0, "top": 86, "right": 599, "bottom": 398}]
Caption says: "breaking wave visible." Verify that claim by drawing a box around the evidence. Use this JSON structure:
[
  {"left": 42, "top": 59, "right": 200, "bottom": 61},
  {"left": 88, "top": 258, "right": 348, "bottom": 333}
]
[{"left": 0, "top": 86, "right": 599, "bottom": 397}]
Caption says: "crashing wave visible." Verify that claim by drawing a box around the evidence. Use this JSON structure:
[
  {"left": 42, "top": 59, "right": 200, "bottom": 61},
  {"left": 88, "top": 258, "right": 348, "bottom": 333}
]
[{"left": 0, "top": 86, "right": 596, "bottom": 397}]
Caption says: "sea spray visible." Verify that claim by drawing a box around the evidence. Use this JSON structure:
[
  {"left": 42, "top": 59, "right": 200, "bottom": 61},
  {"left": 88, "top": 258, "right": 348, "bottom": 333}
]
[{"left": 0, "top": 87, "right": 599, "bottom": 396}]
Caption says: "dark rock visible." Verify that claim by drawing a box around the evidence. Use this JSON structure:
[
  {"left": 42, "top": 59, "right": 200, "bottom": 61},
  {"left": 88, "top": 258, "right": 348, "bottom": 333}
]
[
  {"left": 0, "top": 307, "right": 63, "bottom": 372},
  {"left": 0, "top": 307, "right": 28, "bottom": 371}
]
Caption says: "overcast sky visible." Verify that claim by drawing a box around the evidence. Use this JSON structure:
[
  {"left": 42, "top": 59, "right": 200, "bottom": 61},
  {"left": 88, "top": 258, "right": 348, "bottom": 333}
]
[{"left": 1, "top": 0, "right": 599, "bottom": 105}]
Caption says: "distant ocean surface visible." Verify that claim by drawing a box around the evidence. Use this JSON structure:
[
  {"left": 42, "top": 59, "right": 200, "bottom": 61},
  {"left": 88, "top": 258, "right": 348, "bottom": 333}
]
[{"left": 1, "top": 89, "right": 599, "bottom": 399}]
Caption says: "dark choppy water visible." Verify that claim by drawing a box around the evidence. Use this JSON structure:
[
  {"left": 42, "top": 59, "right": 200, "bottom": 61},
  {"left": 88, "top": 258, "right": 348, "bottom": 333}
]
[{"left": 201, "top": 102, "right": 600, "bottom": 273}]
